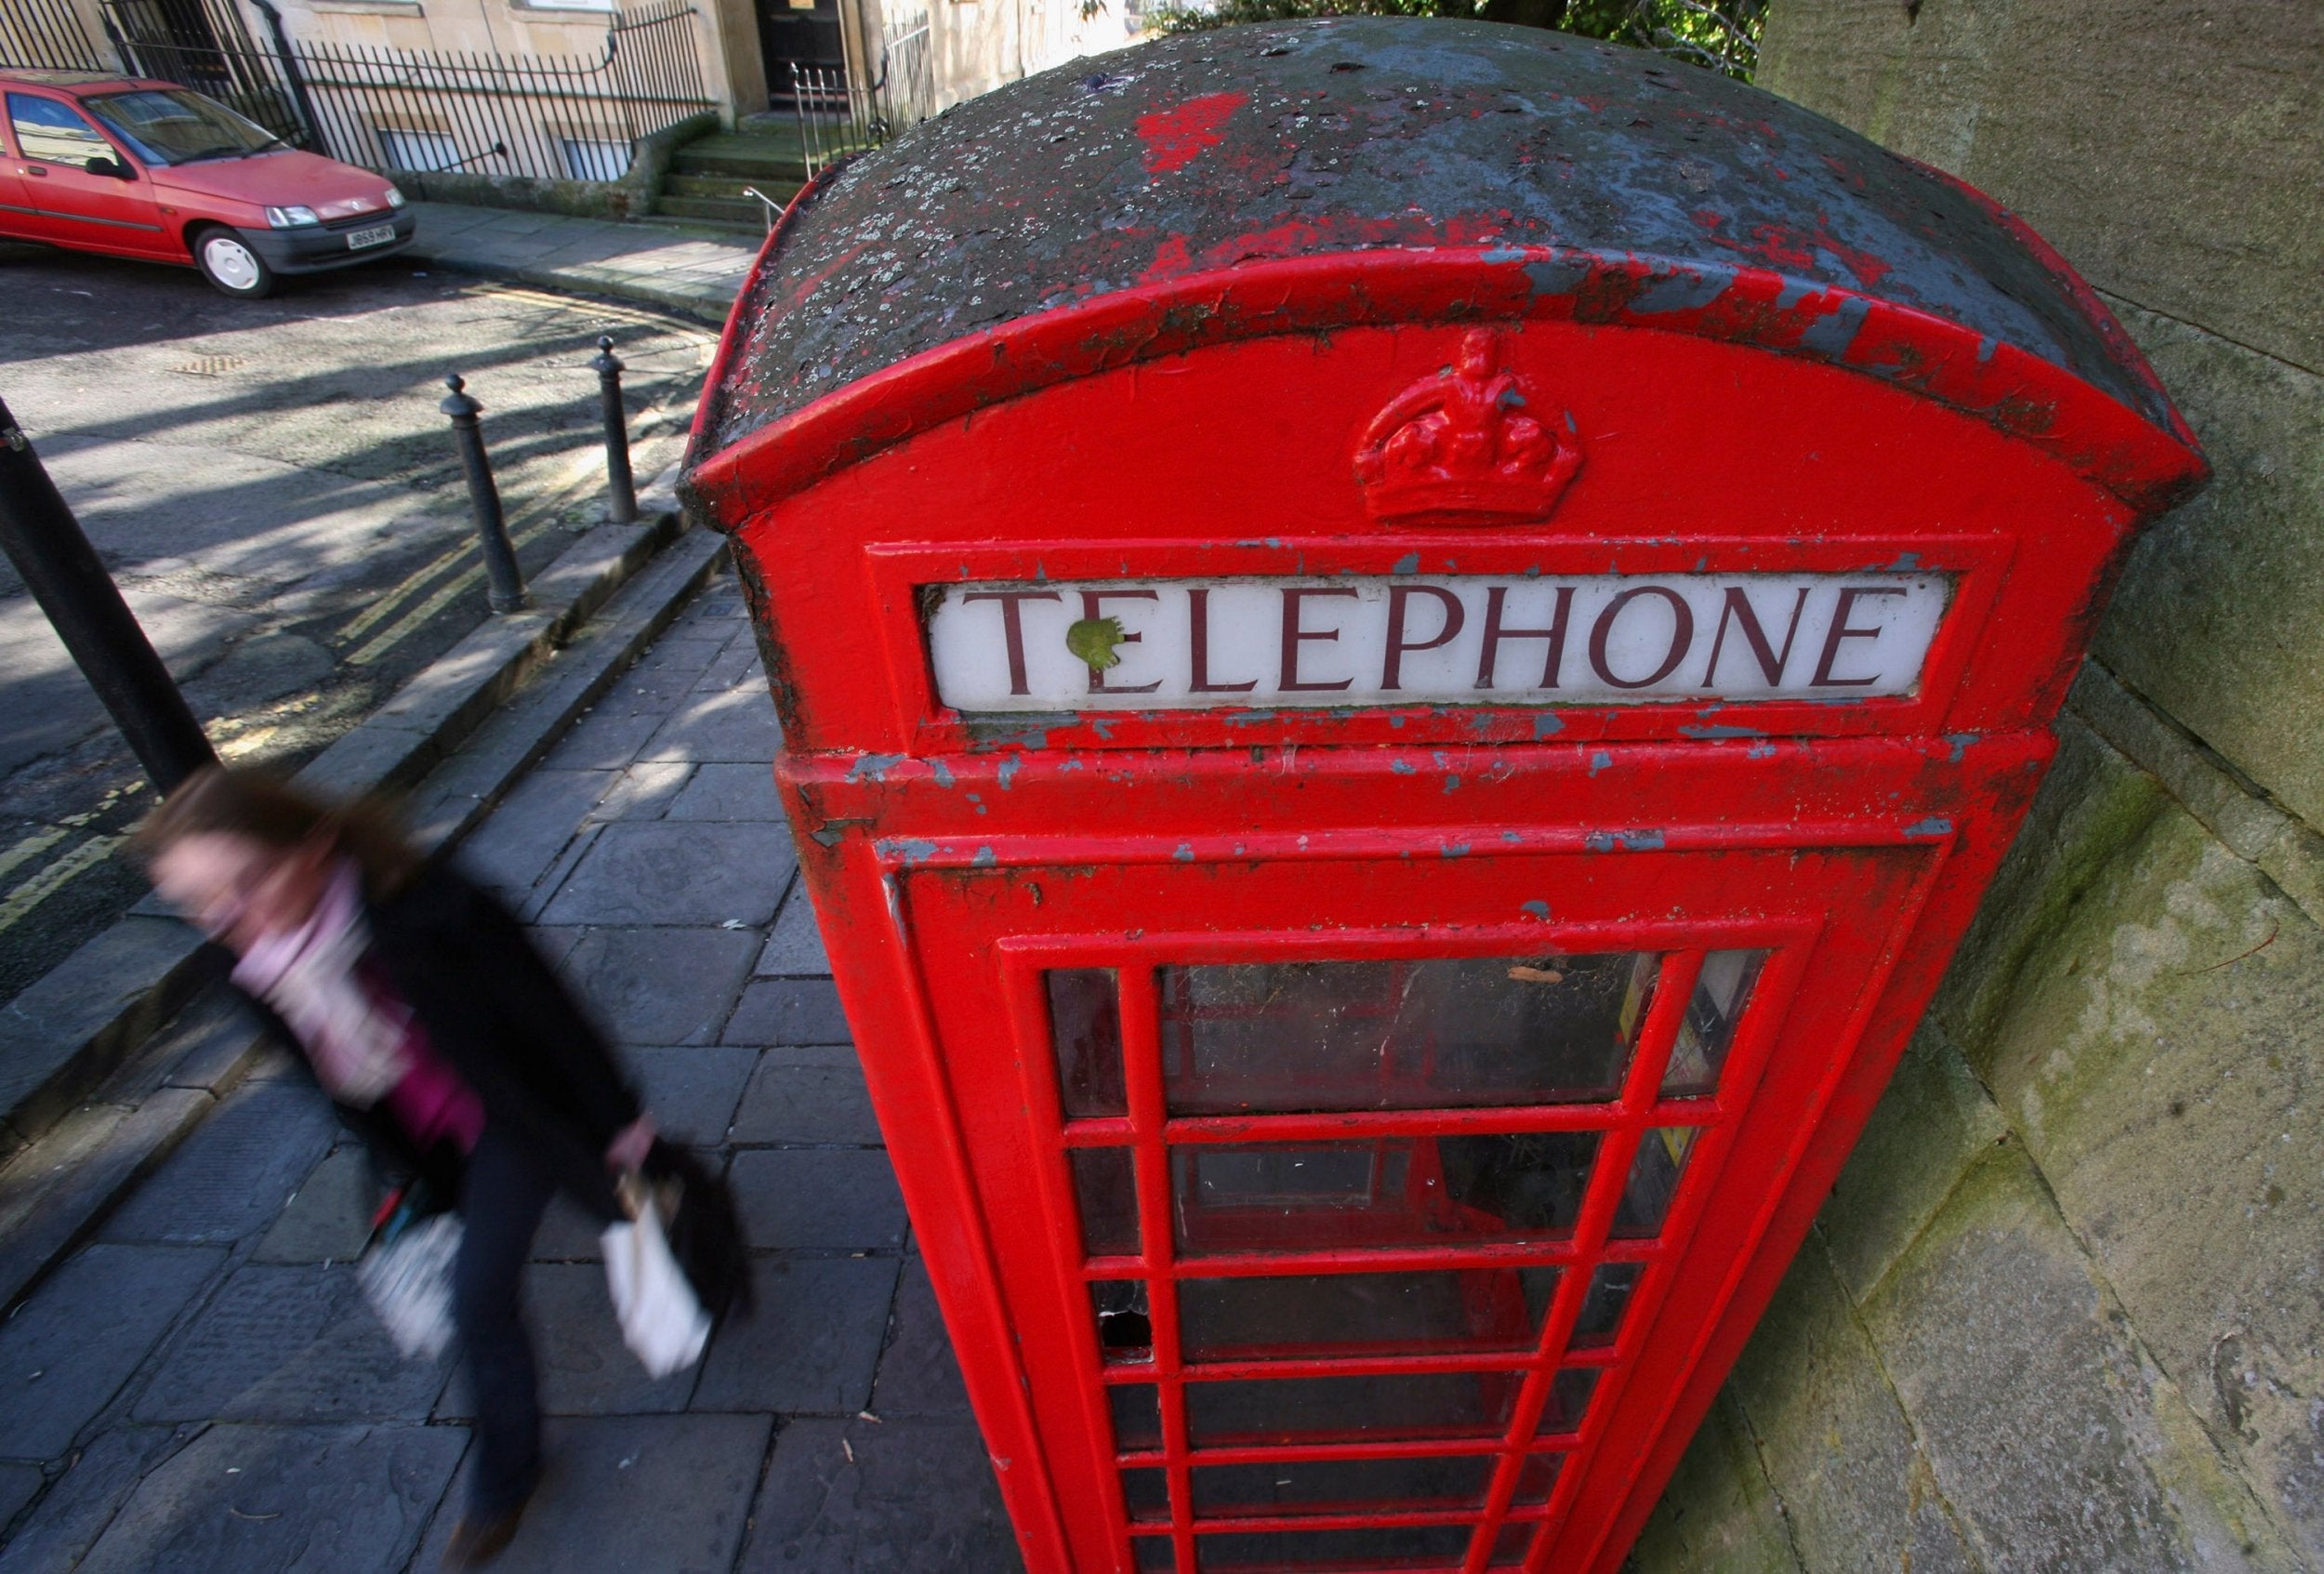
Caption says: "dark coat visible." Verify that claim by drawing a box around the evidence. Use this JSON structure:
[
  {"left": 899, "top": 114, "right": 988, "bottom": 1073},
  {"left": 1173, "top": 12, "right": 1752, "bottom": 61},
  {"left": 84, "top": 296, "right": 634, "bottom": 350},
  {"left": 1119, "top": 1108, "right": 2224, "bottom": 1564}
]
[{"left": 225, "top": 858, "right": 639, "bottom": 1207}]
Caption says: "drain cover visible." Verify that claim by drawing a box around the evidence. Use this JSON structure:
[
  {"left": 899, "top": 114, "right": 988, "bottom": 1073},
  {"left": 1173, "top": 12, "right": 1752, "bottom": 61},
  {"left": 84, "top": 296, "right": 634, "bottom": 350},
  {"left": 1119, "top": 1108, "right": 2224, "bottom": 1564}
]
[{"left": 173, "top": 354, "right": 244, "bottom": 376}]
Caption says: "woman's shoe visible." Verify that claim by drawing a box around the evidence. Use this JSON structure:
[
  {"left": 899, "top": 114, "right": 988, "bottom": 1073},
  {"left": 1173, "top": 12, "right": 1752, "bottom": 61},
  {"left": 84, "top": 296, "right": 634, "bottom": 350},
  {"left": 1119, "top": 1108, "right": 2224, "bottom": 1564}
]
[{"left": 440, "top": 1495, "right": 531, "bottom": 1569}]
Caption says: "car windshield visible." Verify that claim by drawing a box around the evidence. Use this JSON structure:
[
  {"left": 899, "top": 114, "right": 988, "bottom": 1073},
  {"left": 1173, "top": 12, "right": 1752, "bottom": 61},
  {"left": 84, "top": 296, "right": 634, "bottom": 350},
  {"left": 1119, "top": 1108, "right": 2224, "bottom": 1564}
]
[{"left": 84, "top": 89, "right": 280, "bottom": 165}]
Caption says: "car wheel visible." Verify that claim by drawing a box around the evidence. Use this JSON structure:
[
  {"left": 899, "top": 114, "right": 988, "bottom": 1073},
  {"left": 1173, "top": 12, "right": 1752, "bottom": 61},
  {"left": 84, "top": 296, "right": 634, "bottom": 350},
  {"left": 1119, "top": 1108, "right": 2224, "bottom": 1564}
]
[{"left": 192, "top": 227, "right": 274, "bottom": 299}]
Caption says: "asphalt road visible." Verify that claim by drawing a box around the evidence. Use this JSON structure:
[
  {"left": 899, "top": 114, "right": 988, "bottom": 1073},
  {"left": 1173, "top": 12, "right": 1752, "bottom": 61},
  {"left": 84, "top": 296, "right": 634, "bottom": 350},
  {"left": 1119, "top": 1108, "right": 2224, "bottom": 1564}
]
[{"left": 0, "top": 239, "right": 717, "bottom": 999}]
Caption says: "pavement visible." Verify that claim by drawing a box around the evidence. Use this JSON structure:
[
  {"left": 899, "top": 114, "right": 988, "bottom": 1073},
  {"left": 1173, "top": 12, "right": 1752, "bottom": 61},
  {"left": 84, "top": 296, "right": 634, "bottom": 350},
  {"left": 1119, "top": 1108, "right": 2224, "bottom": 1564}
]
[
  {"left": 403, "top": 205, "right": 763, "bottom": 328},
  {"left": 0, "top": 243, "right": 720, "bottom": 1001},
  {"left": 0, "top": 562, "right": 1026, "bottom": 1572}
]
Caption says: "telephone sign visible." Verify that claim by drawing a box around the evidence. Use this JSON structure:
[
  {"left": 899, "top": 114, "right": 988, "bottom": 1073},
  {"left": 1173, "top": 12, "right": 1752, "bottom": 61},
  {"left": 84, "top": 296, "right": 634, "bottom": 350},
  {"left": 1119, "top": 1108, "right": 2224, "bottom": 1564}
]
[
  {"left": 925, "top": 572, "right": 1951, "bottom": 711},
  {"left": 683, "top": 19, "right": 2205, "bottom": 1573}
]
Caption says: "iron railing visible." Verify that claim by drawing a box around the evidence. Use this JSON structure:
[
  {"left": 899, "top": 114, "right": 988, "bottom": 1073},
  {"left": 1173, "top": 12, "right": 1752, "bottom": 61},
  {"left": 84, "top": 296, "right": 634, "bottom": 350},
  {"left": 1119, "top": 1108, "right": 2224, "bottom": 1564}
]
[
  {"left": 100, "top": 0, "right": 713, "bottom": 184},
  {"left": 0, "top": 0, "right": 107, "bottom": 71},
  {"left": 789, "top": 11, "right": 931, "bottom": 179}
]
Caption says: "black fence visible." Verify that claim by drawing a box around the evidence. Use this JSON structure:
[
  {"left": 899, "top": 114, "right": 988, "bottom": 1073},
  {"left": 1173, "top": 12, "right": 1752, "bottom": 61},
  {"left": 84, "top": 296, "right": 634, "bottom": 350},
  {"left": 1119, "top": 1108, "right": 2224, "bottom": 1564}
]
[
  {"left": 789, "top": 11, "right": 931, "bottom": 179},
  {"left": 0, "top": 0, "right": 107, "bottom": 70},
  {"left": 100, "top": 0, "right": 713, "bottom": 184}
]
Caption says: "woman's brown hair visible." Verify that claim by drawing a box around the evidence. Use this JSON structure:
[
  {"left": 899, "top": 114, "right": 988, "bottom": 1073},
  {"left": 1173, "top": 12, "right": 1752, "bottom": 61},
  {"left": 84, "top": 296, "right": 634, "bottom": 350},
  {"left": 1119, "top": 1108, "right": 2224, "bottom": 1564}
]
[{"left": 132, "top": 766, "right": 420, "bottom": 895}]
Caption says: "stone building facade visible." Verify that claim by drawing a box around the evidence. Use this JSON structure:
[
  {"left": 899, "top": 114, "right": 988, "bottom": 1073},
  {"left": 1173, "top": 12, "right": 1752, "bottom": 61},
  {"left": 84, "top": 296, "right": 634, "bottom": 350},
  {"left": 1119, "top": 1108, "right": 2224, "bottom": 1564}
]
[{"left": 1628, "top": 3, "right": 2324, "bottom": 1569}]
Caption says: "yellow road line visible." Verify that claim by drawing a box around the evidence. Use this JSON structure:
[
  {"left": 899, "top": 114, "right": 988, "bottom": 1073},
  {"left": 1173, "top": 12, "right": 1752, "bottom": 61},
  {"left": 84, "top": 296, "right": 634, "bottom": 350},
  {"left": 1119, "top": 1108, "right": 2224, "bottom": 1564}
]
[
  {"left": 336, "top": 531, "right": 490, "bottom": 644},
  {"left": 0, "top": 835, "right": 124, "bottom": 936},
  {"left": 0, "top": 826, "right": 71, "bottom": 888},
  {"left": 346, "top": 510, "right": 567, "bottom": 668},
  {"left": 471, "top": 283, "right": 719, "bottom": 343}
]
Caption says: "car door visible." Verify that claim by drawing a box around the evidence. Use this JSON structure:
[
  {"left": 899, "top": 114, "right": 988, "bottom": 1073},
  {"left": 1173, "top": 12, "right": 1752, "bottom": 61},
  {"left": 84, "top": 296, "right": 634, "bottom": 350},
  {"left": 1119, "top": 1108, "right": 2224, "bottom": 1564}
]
[
  {"left": 0, "top": 110, "right": 36, "bottom": 240},
  {"left": 4, "top": 92, "right": 170, "bottom": 258}
]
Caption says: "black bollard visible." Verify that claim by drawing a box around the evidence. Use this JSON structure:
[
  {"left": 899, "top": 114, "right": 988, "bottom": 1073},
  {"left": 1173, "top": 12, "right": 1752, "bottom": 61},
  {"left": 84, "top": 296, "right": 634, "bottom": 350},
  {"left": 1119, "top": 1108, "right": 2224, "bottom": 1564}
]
[
  {"left": 0, "top": 394, "right": 216, "bottom": 793},
  {"left": 589, "top": 336, "right": 638, "bottom": 525},
  {"left": 438, "top": 374, "right": 530, "bottom": 614}
]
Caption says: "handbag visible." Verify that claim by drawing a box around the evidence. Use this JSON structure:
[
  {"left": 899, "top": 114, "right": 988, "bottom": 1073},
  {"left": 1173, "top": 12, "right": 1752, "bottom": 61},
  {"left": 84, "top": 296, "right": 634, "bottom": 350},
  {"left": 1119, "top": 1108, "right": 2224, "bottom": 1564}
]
[
  {"left": 357, "top": 1184, "right": 462, "bottom": 1361},
  {"left": 602, "top": 1172, "right": 712, "bottom": 1378},
  {"left": 642, "top": 1143, "right": 753, "bottom": 1324}
]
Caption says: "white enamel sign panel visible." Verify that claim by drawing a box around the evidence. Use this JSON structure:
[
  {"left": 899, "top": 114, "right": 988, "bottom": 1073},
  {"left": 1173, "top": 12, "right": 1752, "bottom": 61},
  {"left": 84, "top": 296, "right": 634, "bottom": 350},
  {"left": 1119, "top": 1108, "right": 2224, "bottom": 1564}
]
[{"left": 925, "top": 574, "right": 1952, "bottom": 713}]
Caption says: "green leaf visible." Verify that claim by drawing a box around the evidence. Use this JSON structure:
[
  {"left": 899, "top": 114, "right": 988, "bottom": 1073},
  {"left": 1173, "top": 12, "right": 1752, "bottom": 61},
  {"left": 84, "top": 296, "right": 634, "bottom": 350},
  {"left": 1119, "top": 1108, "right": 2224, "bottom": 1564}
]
[{"left": 1065, "top": 616, "right": 1128, "bottom": 671}]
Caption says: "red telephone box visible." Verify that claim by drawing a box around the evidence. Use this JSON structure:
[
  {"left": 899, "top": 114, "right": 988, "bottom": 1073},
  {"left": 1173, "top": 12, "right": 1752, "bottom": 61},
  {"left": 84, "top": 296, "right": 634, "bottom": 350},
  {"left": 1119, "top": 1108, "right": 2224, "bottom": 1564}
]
[{"left": 681, "top": 20, "right": 2206, "bottom": 1573}]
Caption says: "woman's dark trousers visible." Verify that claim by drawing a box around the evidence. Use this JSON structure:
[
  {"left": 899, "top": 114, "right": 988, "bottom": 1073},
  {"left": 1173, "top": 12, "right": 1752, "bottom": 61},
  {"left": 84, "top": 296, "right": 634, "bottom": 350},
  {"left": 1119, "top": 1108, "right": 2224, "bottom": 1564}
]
[{"left": 453, "top": 1126, "right": 618, "bottom": 1514}]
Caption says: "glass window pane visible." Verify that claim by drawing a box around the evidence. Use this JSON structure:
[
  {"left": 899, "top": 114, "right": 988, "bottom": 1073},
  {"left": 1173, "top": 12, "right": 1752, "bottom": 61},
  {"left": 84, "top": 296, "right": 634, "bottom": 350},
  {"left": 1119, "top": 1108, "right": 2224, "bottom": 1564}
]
[
  {"left": 1187, "top": 1369, "right": 1526, "bottom": 1448},
  {"left": 1179, "top": 1267, "right": 1559, "bottom": 1363},
  {"left": 1073, "top": 1147, "right": 1140, "bottom": 1257},
  {"left": 1661, "top": 950, "right": 1766, "bottom": 1098},
  {"left": 1050, "top": 969, "right": 1125, "bottom": 1118},
  {"left": 7, "top": 94, "right": 110, "bottom": 165},
  {"left": 1123, "top": 1466, "right": 1169, "bottom": 1524},
  {"left": 1132, "top": 1533, "right": 1176, "bottom": 1570},
  {"left": 1488, "top": 1521, "right": 1537, "bottom": 1566},
  {"left": 1173, "top": 1134, "right": 1601, "bottom": 1256},
  {"left": 1191, "top": 1455, "right": 1499, "bottom": 1519},
  {"left": 1610, "top": 1128, "right": 1700, "bottom": 1239},
  {"left": 1571, "top": 1263, "right": 1643, "bottom": 1350},
  {"left": 1537, "top": 1368, "right": 1601, "bottom": 1438},
  {"left": 1092, "top": 1280, "right": 1153, "bottom": 1363},
  {"left": 1160, "top": 953, "right": 1658, "bottom": 1115},
  {"left": 1111, "top": 1382, "right": 1162, "bottom": 1450},
  {"left": 1194, "top": 1524, "right": 1477, "bottom": 1570},
  {"left": 1512, "top": 1451, "right": 1563, "bottom": 1505}
]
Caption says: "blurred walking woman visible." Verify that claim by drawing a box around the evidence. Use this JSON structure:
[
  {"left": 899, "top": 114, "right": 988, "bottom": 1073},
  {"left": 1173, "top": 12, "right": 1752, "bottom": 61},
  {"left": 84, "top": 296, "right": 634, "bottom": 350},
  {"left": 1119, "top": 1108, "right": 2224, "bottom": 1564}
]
[{"left": 137, "top": 766, "right": 656, "bottom": 1567}]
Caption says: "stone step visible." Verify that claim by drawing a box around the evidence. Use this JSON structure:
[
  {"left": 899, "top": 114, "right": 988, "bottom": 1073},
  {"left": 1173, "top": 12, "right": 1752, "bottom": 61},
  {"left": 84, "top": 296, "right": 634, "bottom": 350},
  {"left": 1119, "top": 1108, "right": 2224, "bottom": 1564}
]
[
  {"left": 663, "top": 170, "right": 799, "bottom": 204},
  {"left": 653, "top": 193, "right": 774, "bottom": 227},
  {"left": 671, "top": 133, "right": 813, "bottom": 181}
]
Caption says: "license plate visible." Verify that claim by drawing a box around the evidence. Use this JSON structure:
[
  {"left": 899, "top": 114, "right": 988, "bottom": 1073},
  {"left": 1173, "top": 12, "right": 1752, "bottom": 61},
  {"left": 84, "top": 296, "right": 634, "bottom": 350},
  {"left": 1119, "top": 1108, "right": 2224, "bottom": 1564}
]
[{"left": 347, "top": 223, "right": 396, "bottom": 249}]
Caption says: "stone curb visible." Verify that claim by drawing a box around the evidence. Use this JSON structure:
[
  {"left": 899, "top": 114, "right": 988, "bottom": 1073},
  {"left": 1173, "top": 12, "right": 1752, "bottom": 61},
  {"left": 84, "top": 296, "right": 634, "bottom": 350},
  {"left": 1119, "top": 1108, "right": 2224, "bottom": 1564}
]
[{"left": 0, "top": 519, "right": 730, "bottom": 1313}]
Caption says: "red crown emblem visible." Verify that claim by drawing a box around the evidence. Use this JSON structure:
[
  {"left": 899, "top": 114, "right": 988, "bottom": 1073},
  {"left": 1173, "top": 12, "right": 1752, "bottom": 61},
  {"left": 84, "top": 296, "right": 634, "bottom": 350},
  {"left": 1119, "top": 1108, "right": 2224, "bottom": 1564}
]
[{"left": 1352, "top": 330, "right": 1582, "bottom": 525}]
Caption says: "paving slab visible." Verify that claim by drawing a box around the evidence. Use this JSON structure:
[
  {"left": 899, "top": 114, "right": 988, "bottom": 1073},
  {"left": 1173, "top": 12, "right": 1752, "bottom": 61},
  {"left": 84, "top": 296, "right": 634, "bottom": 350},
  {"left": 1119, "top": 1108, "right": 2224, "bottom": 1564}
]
[
  {"left": 637, "top": 687, "right": 784, "bottom": 764},
  {"left": 619, "top": 1045, "right": 757, "bottom": 1148},
  {"left": 540, "top": 820, "right": 795, "bottom": 927},
  {"left": 133, "top": 1263, "right": 450, "bottom": 1423},
  {"left": 416, "top": 1413, "right": 770, "bottom": 1573},
  {"left": 98, "top": 1078, "right": 338, "bottom": 1247},
  {"left": 0, "top": 1464, "right": 39, "bottom": 1532},
  {"left": 0, "top": 1244, "right": 224, "bottom": 1458},
  {"left": 693, "top": 1256, "right": 901, "bottom": 1414},
  {"left": 697, "top": 639, "right": 762, "bottom": 694},
  {"left": 456, "top": 768, "right": 616, "bottom": 895},
  {"left": 729, "top": 1061, "right": 880, "bottom": 1145},
  {"left": 429, "top": 1264, "right": 694, "bottom": 1419},
  {"left": 70, "top": 1422, "right": 467, "bottom": 1574},
  {"left": 754, "top": 886, "right": 831, "bottom": 977},
  {"left": 0, "top": 1426, "right": 198, "bottom": 1574},
  {"left": 728, "top": 1149, "right": 907, "bottom": 1251},
  {"left": 722, "top": 977, "right": 852, "bottom": 1047},
  {"left": 532, "top": 1196, "right": 611, "bottom": 1263},
  {"left": 870, "top": 1258, "right": 974, "bottom": 1417},
  {"left": 556, "top": 926, "right": 759, "bottom": 1046},
  {"left": 538, "top": 706, "right": 667, "bottom": 771},
  {"left": 740, "top": 1417, "right": 1023, "bottom": 1573},
  {"left": 665, "top": 761, "right": 783, "bottom": 822},
  {"left": 590, "top": 761, "right": 694, "bottom": 822},
  {"left": 253, "top": 1146, "right": 377, "bottom": 1265}
]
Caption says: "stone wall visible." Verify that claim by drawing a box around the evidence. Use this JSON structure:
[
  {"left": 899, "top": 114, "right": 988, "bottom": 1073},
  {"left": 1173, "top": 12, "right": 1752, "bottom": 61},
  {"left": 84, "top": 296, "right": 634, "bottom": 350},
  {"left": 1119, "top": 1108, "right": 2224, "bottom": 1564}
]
[{"left": 1630, "top": 4, "right": 2324, "bottom": 1569}]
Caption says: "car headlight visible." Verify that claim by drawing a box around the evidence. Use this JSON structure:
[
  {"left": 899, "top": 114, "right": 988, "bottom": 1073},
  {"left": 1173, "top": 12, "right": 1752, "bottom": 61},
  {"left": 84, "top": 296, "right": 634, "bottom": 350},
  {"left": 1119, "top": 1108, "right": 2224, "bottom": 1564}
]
[
  {"left": 263, "top": 205, "right": 321, "bottom": 229},
  {"left": 384, "top": 185, "right": 405, "bottom": 209}
]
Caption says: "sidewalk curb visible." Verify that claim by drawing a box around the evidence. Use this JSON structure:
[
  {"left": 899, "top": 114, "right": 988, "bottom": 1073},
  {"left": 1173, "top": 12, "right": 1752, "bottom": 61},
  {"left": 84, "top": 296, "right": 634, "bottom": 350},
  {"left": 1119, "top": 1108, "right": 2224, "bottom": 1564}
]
[
  {"left": 0, "top": 518, "right": 729, "bottom": 1312},
  {"left": 403, "top": 213, "right": 750, "bottom": 329}
]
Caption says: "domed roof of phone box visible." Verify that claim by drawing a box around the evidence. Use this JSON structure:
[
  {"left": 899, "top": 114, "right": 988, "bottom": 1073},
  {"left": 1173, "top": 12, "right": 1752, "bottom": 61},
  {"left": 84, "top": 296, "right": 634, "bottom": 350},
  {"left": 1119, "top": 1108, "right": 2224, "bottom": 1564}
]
[{"left": 689, "top": 18, "right": 2202, "bottom": 511}]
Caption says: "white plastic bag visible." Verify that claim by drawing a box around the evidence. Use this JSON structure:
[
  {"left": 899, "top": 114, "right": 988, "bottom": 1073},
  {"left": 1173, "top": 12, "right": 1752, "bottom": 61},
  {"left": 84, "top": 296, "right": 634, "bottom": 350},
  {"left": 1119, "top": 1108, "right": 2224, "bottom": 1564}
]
[
  {"left": 601, "top": 1178, "right": 710, "bottom": 1378},
  {"left": 357, "top": 1211, "right": 462, "bottom": 1361}
]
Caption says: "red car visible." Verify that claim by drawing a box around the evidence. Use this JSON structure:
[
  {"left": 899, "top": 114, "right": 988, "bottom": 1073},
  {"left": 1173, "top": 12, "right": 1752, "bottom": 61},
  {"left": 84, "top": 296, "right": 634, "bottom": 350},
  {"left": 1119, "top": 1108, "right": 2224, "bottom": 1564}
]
[{"left": 0, "top": 69, "right": 414, "bottom": 298}]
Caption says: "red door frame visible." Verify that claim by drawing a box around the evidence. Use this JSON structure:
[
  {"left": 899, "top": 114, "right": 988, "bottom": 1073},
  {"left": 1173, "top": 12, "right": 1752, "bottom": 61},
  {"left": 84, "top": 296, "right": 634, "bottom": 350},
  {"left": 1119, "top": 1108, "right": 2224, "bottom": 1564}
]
[{"left": 786, "top": 727, "right": 2044, "bottom": 1572}]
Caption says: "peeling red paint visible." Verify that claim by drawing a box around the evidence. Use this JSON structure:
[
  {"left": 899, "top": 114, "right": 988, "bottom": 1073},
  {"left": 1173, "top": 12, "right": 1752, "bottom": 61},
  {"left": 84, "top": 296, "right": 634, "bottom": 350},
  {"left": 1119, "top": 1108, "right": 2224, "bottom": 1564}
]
[{"left": 1136, "top": 90, "right": 1247, "bottom": 174}]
